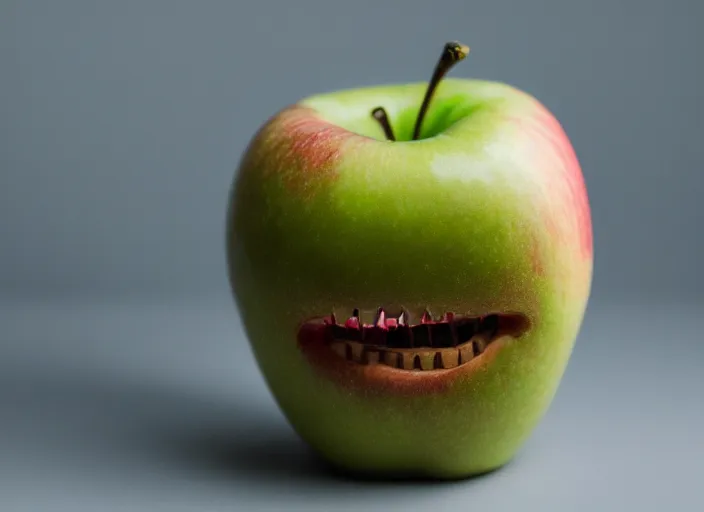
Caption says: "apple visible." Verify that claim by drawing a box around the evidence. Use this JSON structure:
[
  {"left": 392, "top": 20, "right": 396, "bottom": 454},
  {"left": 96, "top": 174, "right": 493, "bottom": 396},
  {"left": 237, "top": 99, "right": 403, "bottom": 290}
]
[{"left": 226, "top": 42, "right": 592, "bottom": 479}]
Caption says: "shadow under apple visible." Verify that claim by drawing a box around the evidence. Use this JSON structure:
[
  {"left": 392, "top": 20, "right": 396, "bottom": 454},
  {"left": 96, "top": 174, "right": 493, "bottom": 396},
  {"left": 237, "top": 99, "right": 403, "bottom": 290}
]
[{"left": 4, "top": 357, "right": 516, "bottom": 489}]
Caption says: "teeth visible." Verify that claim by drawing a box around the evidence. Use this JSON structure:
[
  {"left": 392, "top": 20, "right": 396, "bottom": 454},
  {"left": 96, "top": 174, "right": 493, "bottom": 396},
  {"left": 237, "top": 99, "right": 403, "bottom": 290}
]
[
  {"left": 417, "top": 351, "right": 435, "bottom": 371},
  {"left": 374, "top": 308, "right": 386, "bottom": 329},
  {"left": 459, "top": 343, "right": 474, "bottom": 365},
  {"left": 400, "top": 352, "right": 414, "bottom": 370},
  {"left": 383, "top": 350, "right": 401, "bottom": 368},
  {"left": 441, "top": 349, "right": 459, "bottom": 369},
  {"left": 402, "top": 350, "right": 435, "bottom": 371},
  {"left": 329, "top": 338, "right": 489, "bottom": 370},
  {"left": 364, "top": 350, "right": 380, "bottom": 365},
  {"left": 421, "top": 309, "right": 433, "bottom": 324},
  {"left": 330, "top": 341, "right": 347, "bottom": 359},
  {"left": 398, "top": 309, "right": 408, "bottom": 326},
  {"left": 349, "top": 342, "right": 364, "bottom": 362}
]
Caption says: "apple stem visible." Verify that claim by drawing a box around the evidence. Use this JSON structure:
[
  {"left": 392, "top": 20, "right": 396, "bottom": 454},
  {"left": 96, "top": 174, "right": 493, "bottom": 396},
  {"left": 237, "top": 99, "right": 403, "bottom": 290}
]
[
  {"left": 371, "top": 107, "right": 396, "bottom": 141},
  {"left": 411, "top": 41, "right": 470, "bottom": 141}
]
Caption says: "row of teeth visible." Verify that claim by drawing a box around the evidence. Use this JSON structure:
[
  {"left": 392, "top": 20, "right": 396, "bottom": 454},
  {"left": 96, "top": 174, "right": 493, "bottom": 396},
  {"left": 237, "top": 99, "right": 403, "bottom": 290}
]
[
  {"left": 324, "top": 308, "right": 498, "bottom": 349},
  {"left": 329, "top": 335, "right": 490, "bottom": 370},
  {"left": 326, "top": 308, "right": 458, "bottom": 328}
]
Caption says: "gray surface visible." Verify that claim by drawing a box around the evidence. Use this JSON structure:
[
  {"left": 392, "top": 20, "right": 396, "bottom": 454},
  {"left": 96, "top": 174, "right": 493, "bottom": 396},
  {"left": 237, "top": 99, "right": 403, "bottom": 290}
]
[
  {"left": 1, "top": 297, "right": 702, "bottom": 511},
  {"left": 1, "top": 0, "right": 703, "bottom": 510}
]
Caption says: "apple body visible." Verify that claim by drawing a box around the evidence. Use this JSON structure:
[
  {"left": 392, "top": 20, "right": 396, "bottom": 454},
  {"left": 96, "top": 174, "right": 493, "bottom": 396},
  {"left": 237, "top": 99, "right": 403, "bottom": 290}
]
[{"left": 226, "top": 78, "right": 592, "bottom": 479}]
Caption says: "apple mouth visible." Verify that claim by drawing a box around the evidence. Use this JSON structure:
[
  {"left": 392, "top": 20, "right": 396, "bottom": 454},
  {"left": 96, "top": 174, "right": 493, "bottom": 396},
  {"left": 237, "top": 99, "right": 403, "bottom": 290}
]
[{"left": 300, "top": 308, "right": 530, "bottom": 372}]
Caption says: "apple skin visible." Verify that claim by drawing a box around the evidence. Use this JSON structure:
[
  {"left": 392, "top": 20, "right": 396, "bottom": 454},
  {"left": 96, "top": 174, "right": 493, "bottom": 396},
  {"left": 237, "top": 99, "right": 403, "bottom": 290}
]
[{"left": 226, "top": 78, "right": 592, "bottom": 479}]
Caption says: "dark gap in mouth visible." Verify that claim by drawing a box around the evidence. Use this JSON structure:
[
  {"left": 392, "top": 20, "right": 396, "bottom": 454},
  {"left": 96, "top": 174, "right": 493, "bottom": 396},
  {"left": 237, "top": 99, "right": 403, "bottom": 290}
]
[{"left": 413, "top": 355, "right": 422, "bottom": 370}]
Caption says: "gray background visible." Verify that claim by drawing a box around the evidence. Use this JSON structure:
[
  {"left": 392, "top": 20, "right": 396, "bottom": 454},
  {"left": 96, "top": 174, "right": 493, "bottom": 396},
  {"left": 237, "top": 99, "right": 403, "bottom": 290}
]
[{"left": 1, "top": 1, "right": 702, "bottom": 510}]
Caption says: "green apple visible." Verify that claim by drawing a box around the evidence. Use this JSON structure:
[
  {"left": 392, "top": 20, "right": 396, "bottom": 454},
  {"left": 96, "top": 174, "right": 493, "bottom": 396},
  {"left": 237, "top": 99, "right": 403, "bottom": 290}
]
[{"left": 226, "top": 42, "right": 592, "bottom": 479}]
